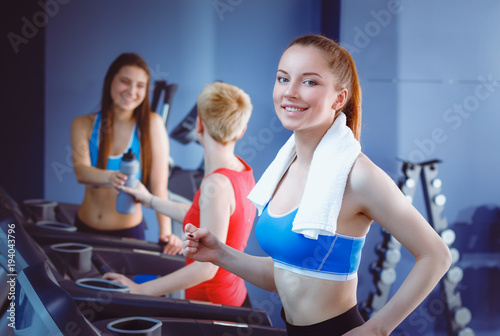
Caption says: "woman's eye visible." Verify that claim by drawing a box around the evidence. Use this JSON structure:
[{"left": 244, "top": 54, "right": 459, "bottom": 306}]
[
  {"left": 304, "top": 80, "right": 317, "bottom": 86},
  {"left": 277, "top": 76, "right": 289, "bottom": 83}
]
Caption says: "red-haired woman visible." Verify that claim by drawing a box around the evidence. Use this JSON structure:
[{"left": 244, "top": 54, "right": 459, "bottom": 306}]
[
  {"left": 184, "top": 35, "right": 451, "bottom": 335},
  {"left": 71, "top": 53, "right": 182, "bottom": 254}
]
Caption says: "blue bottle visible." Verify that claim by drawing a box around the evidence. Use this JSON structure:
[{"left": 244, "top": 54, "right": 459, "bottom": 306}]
[{"left": 116, "top": 149, "right": 140, "bottom": 214}]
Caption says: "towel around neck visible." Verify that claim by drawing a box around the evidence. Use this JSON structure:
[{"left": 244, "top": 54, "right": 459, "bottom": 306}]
[{"left": 247, "top": 112, "right": 361, "bottom": 240}]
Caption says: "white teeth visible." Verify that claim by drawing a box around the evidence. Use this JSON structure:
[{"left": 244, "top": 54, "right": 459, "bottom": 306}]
[{"left": 284, "top": 106, "right": 305, "bottom": 112}]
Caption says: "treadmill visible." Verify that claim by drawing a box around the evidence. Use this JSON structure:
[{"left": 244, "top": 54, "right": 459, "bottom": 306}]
[
  {"left": 12, "top": 261, "right": 287, "bottom": 336},
  {"left": 0, "top": 193, "right": 277, "bottom": 328},
  {"left": 0, "top": 216, "right": 286, "bottom": 335}
]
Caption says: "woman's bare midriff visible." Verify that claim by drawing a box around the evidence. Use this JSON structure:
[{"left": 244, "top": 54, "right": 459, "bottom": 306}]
[
  {"left": 275, "top": 267, "right": 358, "bottom": 326},
  {"left": 77, "top": 186, "right": 142, "bottom": 230}
]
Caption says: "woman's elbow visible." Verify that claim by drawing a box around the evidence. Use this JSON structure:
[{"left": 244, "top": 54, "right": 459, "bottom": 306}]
[
  {"left": 435, "top": 240, "right": 453, "bottom": 276},
  {"left": 200, "top": 264, "right": 219, "bottom": 281},
  {"left": 207, "top": 264, "right": 219, "bottom": 279},
  {"left": 75, "top": 176, "right": 86, "bottom": 185},
  {"left": 74, "top": 168, "right": 86, "bottom": 184},
  {"left": 74, "top": 165, "right": 97, "bottom": 185}
]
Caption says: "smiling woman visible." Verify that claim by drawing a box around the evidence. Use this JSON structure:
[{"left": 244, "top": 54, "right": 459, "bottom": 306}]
[
  {"left": 183, "top": 34, "right": 451, "bottom": 336},
  {"left": 70, "top": 53, "right": 183, "bottom": 255},
  {"left": 272, "top": 37, "right": 361, "bottom": 142},
  {"left": 110, "top": 66, "right": 148, "bottom": 113},
  {"left": 273, "top": 45, "right": 347, "bottom": 135}
]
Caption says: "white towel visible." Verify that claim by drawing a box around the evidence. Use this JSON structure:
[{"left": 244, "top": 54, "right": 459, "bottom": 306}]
[{"left": 247, "top": 113, "right": 361, "bottom": 240}]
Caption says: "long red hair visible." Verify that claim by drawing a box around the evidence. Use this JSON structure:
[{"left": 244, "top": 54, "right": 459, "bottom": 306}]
[
  {"left": 287, "top": 35, "right": 362, "bottom": 140},
  {"left": 98, "top": 53, "right": 153, "bottom": 186}
]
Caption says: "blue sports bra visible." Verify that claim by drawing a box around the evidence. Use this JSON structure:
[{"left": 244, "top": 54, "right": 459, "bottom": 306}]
[
  {"left": 89, "top": 113, "right": 142, "bottom": 180},
  {"left": 256, "top": 203, "right": 366, "bottom": 281}
]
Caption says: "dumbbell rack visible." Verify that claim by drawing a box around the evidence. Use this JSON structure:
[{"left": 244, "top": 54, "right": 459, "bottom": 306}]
[{"left": 360, "top": 160, "right": 474, "bottom": 336}]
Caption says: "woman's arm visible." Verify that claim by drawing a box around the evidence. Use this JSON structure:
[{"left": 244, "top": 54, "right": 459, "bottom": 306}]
[
  {"left": 213, "top": 239, "right": 277, "bottom": 293},
  {"left": 106, "top": 172, "right": 242, "bottom": 295},
  {"left": 148, "top": 113, "right": 182, "bottom": 254},
  {"left": 345, "top": 155, "right": 451, "bottom": 336},
  {"left": 109, "top": 235, "right": 278, "bottom": 296},
  {"left": 71, "top": 115, "right": 126, "bottom": 189},
  {"left": 184, "top": 172, "right": 277, "bottom": 292},
  {"left": 103, "top": 261, "right": 217, "bottom": 296},
  {"left": 184, "top": 226, "right": 277, "bottom": 292},
  {"left": 123, "top": 181, "right": 190, "bottom": 224}
]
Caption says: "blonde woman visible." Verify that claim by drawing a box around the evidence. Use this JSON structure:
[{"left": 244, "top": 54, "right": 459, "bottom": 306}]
[{"left": 104, "top": 82, "right": 256, "bottom": 307}]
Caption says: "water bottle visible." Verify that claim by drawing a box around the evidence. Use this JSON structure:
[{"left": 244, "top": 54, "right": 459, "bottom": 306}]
[{"left": 116, "top": 149, "right": 140, "bottom": 214}]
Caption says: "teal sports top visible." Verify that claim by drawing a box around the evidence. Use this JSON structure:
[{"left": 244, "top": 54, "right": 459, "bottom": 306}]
[
  {"left": 256, "top": 203, "right": 365, "bottom": 281},
  {"left": 89, "top": 113, "right": 142, "bottom": 180}
]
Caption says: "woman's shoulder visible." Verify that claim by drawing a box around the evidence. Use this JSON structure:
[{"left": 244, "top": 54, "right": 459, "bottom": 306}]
[
  {"left": 199, "top": 172, "right": 234, "bottom": 204},
  {"left": 346, "top": 152, "right": 404, "bottom": 214},
  {"left": 350, "top": 152, "right": 376, "bottom": 175},
  {"left": 148, "top": 112, "right": 166, "bottom": 132},
  {"left": 149, "top": 111, "right": 164, "bottom": 125},
  {"left": 71, "top": 113, "right": 97, "bottom": 132},
  {"left": 201, "top": 171, "right": 233, "bottom": 188},
  {"left": 348, "top": 153, "right": 388, "bottom": 191}
]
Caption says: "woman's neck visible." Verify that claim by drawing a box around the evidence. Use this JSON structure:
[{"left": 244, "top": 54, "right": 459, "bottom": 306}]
[
  {"left": 112, "top": 107, "right": 135, "bottom": 122},
  {"left": 203, "top": 138, "right": 241, "bottom": 175},
  {"left": 293, "top": 114, "right": 338, "bottom": 164},
  {"left": 293, "top": 127, "right": 329, "bottom": 165}
]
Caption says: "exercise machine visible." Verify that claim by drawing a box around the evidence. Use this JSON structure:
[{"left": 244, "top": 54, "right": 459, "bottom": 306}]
[{"left": 0, "top": 189, "right": 281, "bottom": 332}]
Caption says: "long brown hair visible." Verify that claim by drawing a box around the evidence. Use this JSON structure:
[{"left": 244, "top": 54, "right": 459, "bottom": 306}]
[
  {"left": 98, "top": 53, "right": 153, "bottom": 186},
  {"left": 287, "top": 35, "right": 362, "bottom": 140}
]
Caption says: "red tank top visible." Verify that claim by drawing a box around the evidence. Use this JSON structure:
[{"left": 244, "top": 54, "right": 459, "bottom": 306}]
[{"left": 183, "top": 157, "right": 256, "bottom": 306}]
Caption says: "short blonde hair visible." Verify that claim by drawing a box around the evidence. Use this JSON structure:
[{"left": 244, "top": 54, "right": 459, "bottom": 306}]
[{"left": 197, "top": 82, "right": 252, "bottom": 144}]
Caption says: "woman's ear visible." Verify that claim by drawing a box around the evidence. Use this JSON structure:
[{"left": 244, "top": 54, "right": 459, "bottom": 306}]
[
  {"left": 237, "top": 126, "right": 247, "bottom": 140},
  {"left": 196, "top": 116, "right": 204, "bottom": 134},
  {"left": 332, "top": 88, "right": 348, "bottom": 111}
]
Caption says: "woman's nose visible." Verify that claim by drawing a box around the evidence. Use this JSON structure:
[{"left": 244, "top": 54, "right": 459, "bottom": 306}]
[
  {"left": 128, "top": 84, "right": 137, "bottom": 97},
  {"left": 283, "top": 82, "right": 299, "bottom": 99}
]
